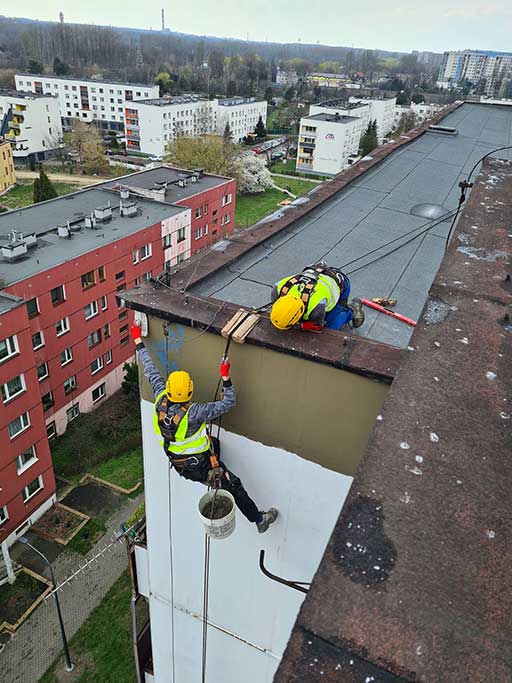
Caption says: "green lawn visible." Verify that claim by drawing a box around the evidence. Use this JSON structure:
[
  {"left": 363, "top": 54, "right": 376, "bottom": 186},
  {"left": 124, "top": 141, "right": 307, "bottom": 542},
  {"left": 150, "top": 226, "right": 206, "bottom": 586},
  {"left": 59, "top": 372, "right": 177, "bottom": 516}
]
[
  {"left": 270, "top": 158, "right": 329, "bottom": 180},
  {"left": 40, "top": 571, "right": 136, "bottom": 683},
  {"left": 0, "top": 181, "right": 79, "bottom": 210},
  {"left": 91, "top": 449, "right": 143, "bottom": 492},
  {"left": 235, "top": 176, "right": 321, "bottom": 229},
  {"left": 67, "top": 517, "right": 107, "bottom": 556}
]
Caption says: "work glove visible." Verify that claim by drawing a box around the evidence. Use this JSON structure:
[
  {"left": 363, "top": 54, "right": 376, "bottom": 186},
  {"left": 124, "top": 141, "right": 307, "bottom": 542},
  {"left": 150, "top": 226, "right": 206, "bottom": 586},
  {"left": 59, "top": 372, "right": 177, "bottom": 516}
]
[
  {"left": 130, "top": 322, "right": 142, "bottom": 344},
  {"left": 300, "top": 321, "right": 323, "bottom": 332},
  {"left": 219, "top": 357, "right": 231, "bottom": 379},
  {"left": 207, "top": 466, "right": 224, "bottom": 488}
]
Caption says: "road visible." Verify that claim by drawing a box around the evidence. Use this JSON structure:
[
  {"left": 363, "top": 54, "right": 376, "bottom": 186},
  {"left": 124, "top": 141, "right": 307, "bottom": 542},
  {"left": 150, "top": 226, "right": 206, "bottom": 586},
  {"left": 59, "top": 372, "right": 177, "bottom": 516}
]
[{"left": 15, "top": 170, "right": 110, "bottom": 186}]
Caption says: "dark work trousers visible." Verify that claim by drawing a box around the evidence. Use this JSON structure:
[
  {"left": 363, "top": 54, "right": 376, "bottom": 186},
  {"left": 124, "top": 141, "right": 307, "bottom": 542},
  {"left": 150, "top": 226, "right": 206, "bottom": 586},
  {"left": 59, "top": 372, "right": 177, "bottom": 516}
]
[{"left": 173, "top": 454, "right": 261, "bottom": 524}]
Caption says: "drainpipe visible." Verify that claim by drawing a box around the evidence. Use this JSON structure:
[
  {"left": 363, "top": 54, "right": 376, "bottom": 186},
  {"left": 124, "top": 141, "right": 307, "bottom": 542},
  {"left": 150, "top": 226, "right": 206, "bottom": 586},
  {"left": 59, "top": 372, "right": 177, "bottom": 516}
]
[{"left": 1, "top": 541, "right": 16, "bottom": 584}]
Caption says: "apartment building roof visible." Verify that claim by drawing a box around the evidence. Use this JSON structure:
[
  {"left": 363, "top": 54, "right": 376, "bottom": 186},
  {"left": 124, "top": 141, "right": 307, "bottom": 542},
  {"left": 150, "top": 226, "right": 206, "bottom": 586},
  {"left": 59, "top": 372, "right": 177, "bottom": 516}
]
[
  {"left": 314, "top": 99, "right": 369, "bottom": 110},
  {"left": 0, "top": 187, "right": 184, "bottom": 286},
  {"left": 102, "top": 165, "right": 231, "bottom": 203},
  {"left": 308, "top": 72, "right": 350, "bottom": 78},
  {"left": 179, "top": 102, "right": 512, "bottom": 350},
  {"left": 217, "top": 97, "right": 261, "bottom": 106},
  {"left": 0, "top": 291, "right": 24, "bottom": 315},
  {"left": 304, "top": 112, "right": 360, "bottom": 124},
  {"left": 0, "top": 89, "right": 57, "bottom": 100},
  {"left": 15, "top": 72, "right": 154, "bottom": 88},
  {"left": 132, "top": 95, "right": 208, "bottom": 107}
]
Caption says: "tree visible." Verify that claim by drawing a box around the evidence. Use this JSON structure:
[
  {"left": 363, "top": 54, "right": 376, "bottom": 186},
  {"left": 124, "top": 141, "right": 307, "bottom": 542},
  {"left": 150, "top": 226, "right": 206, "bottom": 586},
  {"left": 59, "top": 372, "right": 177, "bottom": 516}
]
[
  {"left": 33, "top": 167, "right": 57, "bottom": 203},
  {"left": 226, "top": 80, "right": 237, "bottom": 97},
  {"left": 360, "top": 120, "right": 378, "bottom": 156},
  {"left": 156, "top": 72, "right": 172, "bottom": 96},
  {"left": 264, "top": 86, "right": 273, "bottom": 104},
  {"left": 167, "top": 135, "right": 238, "bottom": 178},
  {"left": 235, "top": 155, "right": 273, "bottom": 194},
  {"left": 53, "top": 57, "right": 70, "bottom": 75},
  {"left": 208, "top": 49, "right": 225, "bottom": 79},
  {"left": 396, "top": 91, "right": 410, "bottom": 105},
  {"left": 223, "top": 121, "right": 232, "bottom": 142},
  {"left": 69, "top": 121, "right": 108, "bottom": 175},
  {"left": 395, "top": 111, "right": 418, "bottom": 135},
  {"left": 254, "top": 115, "right": 266, "bottom": 139},
  {"left": 122, "top": 362, "right": 140, "bottom": 400},
  {"left": 28, "top": 59, "right": 43, "bottom": 74},
  {"left": 284, "top": 87, "right": 295, "bottom": 101},
  {"left": 411, "top": 93, "right": 425, "bottom": 104}
]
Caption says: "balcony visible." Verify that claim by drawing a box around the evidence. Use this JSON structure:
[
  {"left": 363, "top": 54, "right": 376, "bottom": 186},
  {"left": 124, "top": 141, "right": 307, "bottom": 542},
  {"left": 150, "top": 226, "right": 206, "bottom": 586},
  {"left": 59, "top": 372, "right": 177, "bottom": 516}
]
[{"left": 299, "top": 142, "right": 315, "bottom": 151}]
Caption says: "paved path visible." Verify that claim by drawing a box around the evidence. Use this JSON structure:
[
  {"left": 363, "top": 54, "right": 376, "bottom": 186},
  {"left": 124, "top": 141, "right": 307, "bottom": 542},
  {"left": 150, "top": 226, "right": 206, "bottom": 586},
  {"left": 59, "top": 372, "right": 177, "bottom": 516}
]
[
  {"left": 0, "top": 493, "right": 143, "bottom": 683},
  {"left": 15, "top": 170, "right": 110, "bottom": 185},
  {"left": 270, "top": 172, "right": 322, "bottom": 183}
]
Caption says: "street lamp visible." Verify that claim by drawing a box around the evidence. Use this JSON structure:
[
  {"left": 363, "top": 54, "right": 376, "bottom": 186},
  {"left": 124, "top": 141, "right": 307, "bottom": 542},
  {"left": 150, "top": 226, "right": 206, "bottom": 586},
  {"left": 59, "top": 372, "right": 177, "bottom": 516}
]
[{"left": 18, "top": 537, "right": 74, "bottom": 672}]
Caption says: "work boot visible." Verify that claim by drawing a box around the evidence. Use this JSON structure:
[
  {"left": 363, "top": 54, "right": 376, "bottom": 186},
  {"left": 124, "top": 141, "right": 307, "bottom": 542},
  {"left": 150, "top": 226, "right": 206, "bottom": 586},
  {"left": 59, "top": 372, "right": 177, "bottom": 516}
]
[
  {"left": 257, "top": 508, "right": 279, "bottom": 534},
  {"left": 349, "top": 298, "right": 365, "bottom": 328}
]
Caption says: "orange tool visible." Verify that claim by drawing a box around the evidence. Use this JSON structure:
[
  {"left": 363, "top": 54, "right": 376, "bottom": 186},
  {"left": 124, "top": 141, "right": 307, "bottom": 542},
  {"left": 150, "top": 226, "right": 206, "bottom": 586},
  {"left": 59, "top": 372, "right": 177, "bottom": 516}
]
[{"left": 361, "top": 297, "right": 416, "bottom": 327}]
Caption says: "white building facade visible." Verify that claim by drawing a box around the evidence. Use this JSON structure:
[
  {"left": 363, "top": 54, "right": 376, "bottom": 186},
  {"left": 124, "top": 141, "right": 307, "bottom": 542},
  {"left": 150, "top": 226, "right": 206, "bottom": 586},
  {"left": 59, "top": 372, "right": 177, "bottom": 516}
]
[
  {"left": 348, "top": 96, "right": 397, "bottom": 142},
  {"left": 215, "top": 98, "right": 268, "bottom": 142},
  {"left": 296, "top": 112, "right": 360, "bottom": 176},
  {"left": 437, "top": 50, "right": 512, "bottom": 95},
  {"left": 14, "top": 73, "right": 159, "bottom": 130},
  {"left": 0, "top": 91, "right": 63, "bottom": 163}
]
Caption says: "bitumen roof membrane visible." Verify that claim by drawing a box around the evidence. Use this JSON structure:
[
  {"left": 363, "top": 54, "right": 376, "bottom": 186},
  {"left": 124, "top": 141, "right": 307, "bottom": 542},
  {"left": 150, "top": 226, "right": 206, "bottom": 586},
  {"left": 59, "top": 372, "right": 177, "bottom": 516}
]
[{"left": 191, "top": 103, "right": 512, "bottom": 349}]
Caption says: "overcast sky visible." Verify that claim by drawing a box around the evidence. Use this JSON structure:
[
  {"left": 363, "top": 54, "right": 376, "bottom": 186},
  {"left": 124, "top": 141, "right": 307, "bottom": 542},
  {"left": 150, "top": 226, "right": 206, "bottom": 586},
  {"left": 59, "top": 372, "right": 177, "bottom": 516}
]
[{"left": 10, "top": 0, "right": 512, "bottom": 53}]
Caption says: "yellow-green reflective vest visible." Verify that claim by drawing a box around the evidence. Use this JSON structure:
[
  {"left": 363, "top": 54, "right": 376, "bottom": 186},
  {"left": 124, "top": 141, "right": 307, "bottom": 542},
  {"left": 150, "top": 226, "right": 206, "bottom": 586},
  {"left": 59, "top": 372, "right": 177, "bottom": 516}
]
[
  {"left": 276, "top": 273, "right": 341, "bottom": 319},
  {"left": 153, "top": 390, "right": 210, "bottom": 456}
]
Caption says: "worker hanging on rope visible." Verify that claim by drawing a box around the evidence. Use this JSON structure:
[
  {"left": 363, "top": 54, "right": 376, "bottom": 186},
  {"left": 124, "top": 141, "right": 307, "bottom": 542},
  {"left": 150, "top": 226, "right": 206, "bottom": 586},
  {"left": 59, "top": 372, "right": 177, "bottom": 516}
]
[
  {"left": 130, "top": 323, "right": 278, "bottom": 534},
  {"left": 270, "top": 262, "right": 365, "bottom": 332}
]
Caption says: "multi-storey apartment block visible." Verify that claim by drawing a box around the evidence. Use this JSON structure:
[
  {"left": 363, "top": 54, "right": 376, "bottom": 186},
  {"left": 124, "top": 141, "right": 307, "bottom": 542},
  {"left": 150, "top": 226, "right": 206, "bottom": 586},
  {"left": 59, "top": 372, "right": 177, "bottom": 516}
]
[
  {"left": 0, "top": 139, "right": 16, "bottom": 193},
  {"left": 215, "top": 97, "right": 268, "bottom": 142},
  {"left": 348, "top": 96, "right": 397, "bottom": 142},
  {"left": 437, "top": 50, "right": 512, "bottom": 95},
  {"left": 296, "top": 112, "right": 360, "bottom": 176}
]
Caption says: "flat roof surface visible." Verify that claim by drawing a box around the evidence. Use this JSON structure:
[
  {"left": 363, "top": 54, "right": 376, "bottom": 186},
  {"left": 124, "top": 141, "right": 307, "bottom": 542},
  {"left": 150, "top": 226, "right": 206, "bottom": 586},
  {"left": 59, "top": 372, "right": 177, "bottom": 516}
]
[
  {"left": 0, "top": 89, "right": 56, "bottom": 100},
  {"left": 0, "top": 188, "right": 183, "bottom": 286},
  {"left": 192, "top": 103, "right": 512, "bottom": 349},
  {"left": 102, "top": 166, "right": 230, "bottom": 202},
  {"left": 0, "top": 292, "right": 23, "bottom": 315},
  {"left": 305, "top": 113, "right": 360, "bottom": 123},
  {"left": 15, "top": 73, "right": 154, "bottom": 88},
  {"left": 314, "top": 100, "right": 368, "bottom": 110},
  {"left": 134, "top": 96, "right": 207, "bottom": 106}
]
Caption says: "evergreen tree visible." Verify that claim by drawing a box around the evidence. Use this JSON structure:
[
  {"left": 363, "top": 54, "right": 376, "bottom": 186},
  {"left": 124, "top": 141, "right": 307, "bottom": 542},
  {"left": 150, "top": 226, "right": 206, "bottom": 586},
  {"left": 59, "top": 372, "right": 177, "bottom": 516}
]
[
  {"left": 33, "top": 168, "right": 58, "bottom": 203},
  {"left": 360, "top": 121, "right": 378, "bottom": 156},
  {"left": 32, "top": 177, "right": 41, "bottom": 204},
  {"left": 284, "top": 87, "right": 295, "bottom": 101},
  {"left": 223, "top": 121, "right": 232, "bottom": 142},
  {"left": 53, "top": 57, "right": 70, "bottom": 75},
  {"left": 264, "top": 86, "right": 273, "bottom": 103},
  {"left": 28, "top": 59, "right": 43, "bottom": 74},
  {"left": 254, "top": 115, "right": 266, "bottom": 139}
]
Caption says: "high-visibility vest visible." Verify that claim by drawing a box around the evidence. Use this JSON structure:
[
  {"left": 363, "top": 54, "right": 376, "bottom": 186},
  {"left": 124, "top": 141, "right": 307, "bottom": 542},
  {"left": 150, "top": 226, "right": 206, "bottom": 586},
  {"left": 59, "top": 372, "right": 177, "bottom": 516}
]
[
  {"left": 153, "top": 390, "right": 210, "bottom": 457},
  {"left": 276, "top": 272, "right": 341, "bottom": 319}
]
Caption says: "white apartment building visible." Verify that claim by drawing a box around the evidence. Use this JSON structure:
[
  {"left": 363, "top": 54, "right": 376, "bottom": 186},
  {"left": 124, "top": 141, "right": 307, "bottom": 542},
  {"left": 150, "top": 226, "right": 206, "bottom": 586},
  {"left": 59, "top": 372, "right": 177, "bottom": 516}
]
[
  {"left": 0, "top": 91, "right": 63, "bottom": 163},
  {"left": 14, "top": 73, "right": 159, "bottom": 131},
  {"left": 125, "top": 96, "right": 268, "bottom": 156},
  {"left": 275, "top": 67, "right": 299, "bottom": 86},
  {"left": 309, "top": 99, "right": 370, "bottom": 142},
  {"left": 437, "top": 50, "right": 512, "bottom": 95},
  {"left": 348, "top": 96, "right": 397, "bottom": 142},
  {"left": 215, "top": 97, "right": 267, "bottom": 143},
  {"left": 296, "top": 112, "right": 360, "bottom": 176}
]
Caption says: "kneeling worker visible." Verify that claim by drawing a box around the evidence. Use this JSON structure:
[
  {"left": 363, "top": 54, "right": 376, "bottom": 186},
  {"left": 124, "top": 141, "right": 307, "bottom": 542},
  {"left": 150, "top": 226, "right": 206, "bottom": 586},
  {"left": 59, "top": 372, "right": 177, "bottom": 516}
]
[
  {"left": 270, "top": 263, "right": 365, "bottom": 332},
  {"left": 130, "top": 322, "right": 278, "bottom": 534}
]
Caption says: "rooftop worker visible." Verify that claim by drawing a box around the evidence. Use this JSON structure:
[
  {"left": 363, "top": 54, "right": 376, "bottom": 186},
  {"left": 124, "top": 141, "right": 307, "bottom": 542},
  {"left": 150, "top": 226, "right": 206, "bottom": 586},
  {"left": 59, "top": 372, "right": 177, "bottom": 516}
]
[
  {"left": 270, "top": 262, "right": 365, "bottom": 332},
  {"left": 130, "top": 322, "right": 278, "bottom": 534}
]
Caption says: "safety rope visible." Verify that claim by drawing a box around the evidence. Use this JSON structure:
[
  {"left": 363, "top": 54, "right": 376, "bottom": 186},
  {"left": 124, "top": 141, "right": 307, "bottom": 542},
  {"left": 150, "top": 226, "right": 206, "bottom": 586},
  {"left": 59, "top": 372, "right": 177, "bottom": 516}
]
[{"left": 201, "top": 486, "right": 219, "bottom": 683}]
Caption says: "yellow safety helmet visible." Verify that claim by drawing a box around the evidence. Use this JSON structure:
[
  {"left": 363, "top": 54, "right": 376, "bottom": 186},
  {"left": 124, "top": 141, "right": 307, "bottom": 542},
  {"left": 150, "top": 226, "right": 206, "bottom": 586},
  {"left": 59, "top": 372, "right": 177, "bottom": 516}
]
[
  {"left": 166, "top": 371, "right": 194, "bottom": 403},
  {"left": 270, "top": 295, "right": 305, "bottom": 330}
]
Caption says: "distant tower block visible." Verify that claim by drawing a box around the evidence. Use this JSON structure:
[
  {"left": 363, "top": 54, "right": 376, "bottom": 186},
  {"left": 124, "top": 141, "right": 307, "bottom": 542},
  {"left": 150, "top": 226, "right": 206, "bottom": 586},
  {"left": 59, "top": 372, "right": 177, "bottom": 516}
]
[
  {"left": 161, "top": 8, "right": 165, "bottom": 31},
  {"left": 59, "top": 11, "right": 64, "bottom": 23}
]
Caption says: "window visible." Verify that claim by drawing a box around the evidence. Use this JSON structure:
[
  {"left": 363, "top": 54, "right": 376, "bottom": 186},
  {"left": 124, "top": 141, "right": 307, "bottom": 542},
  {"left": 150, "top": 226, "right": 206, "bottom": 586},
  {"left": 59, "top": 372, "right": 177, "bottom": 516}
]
[
  {"left": 162, "top": 234, "right": 172, "bottom": 249},
  {"left": 118, "top": 310, "right": 128, "bottom": 321},
  {"left": 23, "top": 476, "right": 43, "bottom": 502},
  {"left": 31, "top": 331, "right": 44, "bottom": 350},
  {"left": 225, "top": 213, "right": 231, "bottom": 225},
  {"left": 195, "top": 207, "right": 202, "bottom": 219},
  {"left": 64, "top": 375, "right": 77, "bottom": 394},
  {"left": 81, "top": 270, "right": 96, "bottom": 289},
  {"left": 2, "top": 374, "right": 26, "bottom": 403},
  {"left": 98, "top": 266, "right": 106, "bottom": 282},
  {"left": 103, "top": 323, "right": 110, "bottom": 338},
  {"left": 37, "top": 363, "right": 49, "bottom": 381},
  {"left": 60, "top": 347, "right": 73, "bottom": 366},
  {"left": 195, "top": 228, "right": 203, "bottom": 240},
  {"left": 46, "top": 421, "right": 56, "bottom": 440},
  {"left": 16, "top": 446, "right": 37, "bottom": 474},
  {"left": 116, "top": 284, "right": 126, "bottom": 293},
  {"left": 142, "top": 271, "right": 152, "bottom": 283},
  {"left": 26, "top": 297, "right": 39, "bottom": 318},
  {"left": 91, "top": 357, "right": 104, "bottom": 375},
  {"left": 51, "top": 285, "right": 66, "bottom": 306},
  {"left": 0, "top": 506, "right": 8, "bottom": 526},
  {"left": 100, "top": 295, "right": 108, "bottom": 311},
  {"left": 115, "top": 270, "right": 125, "bottom": 281},
  {"left": 88, "top": 329, "right": 102, "bottom": 348},
  {"left": 119, "top": 324, "right": 129, "bottom": 335},
  {"left": 177, "top": 228, "right": 186, "bottom": 243},
  {"left": 177, "top": 253, "right": 186, "bottom": 265},
  {"left": 84, "top": 300, "right": 99, "bottom": 320},
  {"left": 56, "top": 317, "right": 70, "bottom": 336},
  {"left": 8, "top": 412, "right": 30, "bottom": 439},
  {"left": 140, "top": 243, "right": 152, "bottom": 260},
  {"left": 133, "top": 248, "right": 139, "bottom": 264},
  {"left": 120, "top": 336, "right": 129, "bottom": 346},
  {"left": 0, "top": 334, "right": 19, "bottom": 362},
  {"left": 66, "top": 404, "right": 80, "bottom": 423},
  {"left": 42, "top": 391, "right": 54, "bottom": 411},
  {"left": 204, "top": 203, "right": 209, "bottom": 215},
  {"left": 105, "top": 349, "right": 112, "bottom": 364},
  {"left": 92, "top": 383, "right": 106, "bottom": 403},
  {"left": 204, "top": 224, "right": 209, "bottom": 236}
]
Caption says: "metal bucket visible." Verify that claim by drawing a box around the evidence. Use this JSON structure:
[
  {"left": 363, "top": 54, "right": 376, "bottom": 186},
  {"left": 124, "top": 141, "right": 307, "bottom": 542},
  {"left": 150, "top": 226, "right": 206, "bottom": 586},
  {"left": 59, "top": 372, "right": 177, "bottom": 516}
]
[{"left": 198, "top": 490, "right": 236, "bottom": 540}]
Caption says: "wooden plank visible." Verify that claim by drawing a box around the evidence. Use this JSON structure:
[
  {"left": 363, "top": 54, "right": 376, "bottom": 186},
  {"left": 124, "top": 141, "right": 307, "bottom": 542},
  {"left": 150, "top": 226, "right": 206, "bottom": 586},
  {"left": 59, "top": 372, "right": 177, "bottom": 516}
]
[
  {"left": 221, "top": 309, "right": 250, "bottom": 339},
  {"left": 232, "top": 313, "right": 260, "bottom": 343}
]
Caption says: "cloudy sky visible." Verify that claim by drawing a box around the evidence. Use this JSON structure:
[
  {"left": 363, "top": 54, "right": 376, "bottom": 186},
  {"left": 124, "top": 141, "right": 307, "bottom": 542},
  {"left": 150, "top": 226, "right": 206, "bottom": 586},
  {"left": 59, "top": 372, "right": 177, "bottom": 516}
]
[{"left": 10, "top": 0, "right": 512, "bottom": 53}]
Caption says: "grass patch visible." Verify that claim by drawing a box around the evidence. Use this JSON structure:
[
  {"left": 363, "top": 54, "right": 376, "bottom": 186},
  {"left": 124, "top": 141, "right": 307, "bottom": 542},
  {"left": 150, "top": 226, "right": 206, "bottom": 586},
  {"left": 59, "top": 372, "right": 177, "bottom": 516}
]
[
  {"left": 67, "top": 517, "right": 107, "bottom": 556},
  {"left": 0, "top": 181, "right": 79, "bottom": 210},
  {"left": 270, "top": 158, "right": 329, "bottom": 180},
  {"left": 272, "top": 176, "right": 320, "bottom": 196},
  {"left": 91, "top": 449, "right": 143, "bottom": 492},
  {"left": 40, "top": 571, "right": 135, "bottom": 683}
]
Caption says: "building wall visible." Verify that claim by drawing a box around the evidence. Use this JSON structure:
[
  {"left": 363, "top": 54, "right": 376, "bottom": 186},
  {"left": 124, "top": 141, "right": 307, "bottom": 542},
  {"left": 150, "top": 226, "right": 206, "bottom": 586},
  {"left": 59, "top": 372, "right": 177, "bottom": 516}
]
[
  {"left": 0, "top": 141, "right": 16, "bottom": 193},
  {"left": 0, "top": 93, "right": 62, "bottom": 161},
  {"left": 14, "top": 74, "right": 159, "bottom": 130},
  {"left": 0, "top": 303, "right": 56, "bottom": 545},
  {"left": 215, "top": 100, "right": 268, "bottom": 142},
  {"left": 297, "top": 117, "right": 360, "bottom": 176},
  {"left": 309, "top": 102, "right": 370, "bottom": 135},
  {"left": 161, "top": 209, "right": 192, "bottom": 268},
  {"left": 348, "top": 97, "right": 397, "bottom": 141}
]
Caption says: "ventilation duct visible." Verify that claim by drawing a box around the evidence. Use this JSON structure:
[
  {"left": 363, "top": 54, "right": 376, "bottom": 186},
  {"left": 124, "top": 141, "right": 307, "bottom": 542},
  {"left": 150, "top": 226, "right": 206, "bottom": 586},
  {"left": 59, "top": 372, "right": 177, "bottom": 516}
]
[
  {"left": 58, "top": 225, "right": 71, "bottom": 238},
  {"left": 121, "top": 201, "right": 138, "bottom": 217},
  {"left": 94, "top": 203, "right": 113, "bottom": 222},
  {"left": 85, "top": 213, "right": 97, "bottom": 229}
]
